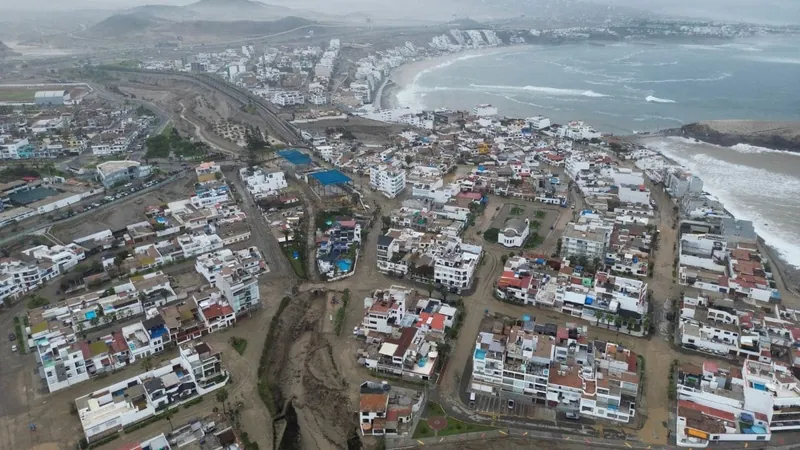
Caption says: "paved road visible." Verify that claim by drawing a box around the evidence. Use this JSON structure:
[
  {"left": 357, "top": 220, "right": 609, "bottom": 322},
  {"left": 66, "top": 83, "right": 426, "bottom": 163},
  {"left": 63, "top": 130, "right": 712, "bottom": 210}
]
[
  {"left": 0, "top": 172, "right": 186, "bottom": 247},
  {"left": 224, "top": 167, "right": 294, "bottom": 282}
]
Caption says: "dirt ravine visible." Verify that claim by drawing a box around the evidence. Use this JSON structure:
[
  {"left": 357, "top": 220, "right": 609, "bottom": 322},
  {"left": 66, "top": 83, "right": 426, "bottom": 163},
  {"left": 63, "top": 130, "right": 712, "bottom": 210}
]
[{"left": 264, "top": 292, "right": 357, "bottom": 450}]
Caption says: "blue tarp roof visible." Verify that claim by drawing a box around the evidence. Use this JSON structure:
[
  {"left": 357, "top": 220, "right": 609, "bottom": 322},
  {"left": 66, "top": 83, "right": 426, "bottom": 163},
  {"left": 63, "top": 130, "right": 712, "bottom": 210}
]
[
  {"left": 278, "top": 149, "right": 312, "bottom": 165},
  {"left": 309, "top": 169, "right": 352, "bottom": 186}
]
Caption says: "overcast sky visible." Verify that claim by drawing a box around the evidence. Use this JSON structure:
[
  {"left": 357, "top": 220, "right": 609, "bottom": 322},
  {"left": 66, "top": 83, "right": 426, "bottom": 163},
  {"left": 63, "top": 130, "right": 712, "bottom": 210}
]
[{"left": 1, "top": 0, "right": 798, "bottom": 25}]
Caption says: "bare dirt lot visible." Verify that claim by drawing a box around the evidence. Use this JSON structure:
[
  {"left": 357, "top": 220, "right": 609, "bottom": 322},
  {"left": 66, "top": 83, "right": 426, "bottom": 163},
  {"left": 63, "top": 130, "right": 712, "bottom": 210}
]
[{"left": 50, "top": 173, "right": 195, "bottom": 242}]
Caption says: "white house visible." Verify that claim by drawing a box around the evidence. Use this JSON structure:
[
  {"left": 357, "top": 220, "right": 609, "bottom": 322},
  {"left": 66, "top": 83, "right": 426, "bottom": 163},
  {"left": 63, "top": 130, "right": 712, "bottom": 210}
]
[{"left": 498, "top": 218, "right": 529, "bottom": 248}]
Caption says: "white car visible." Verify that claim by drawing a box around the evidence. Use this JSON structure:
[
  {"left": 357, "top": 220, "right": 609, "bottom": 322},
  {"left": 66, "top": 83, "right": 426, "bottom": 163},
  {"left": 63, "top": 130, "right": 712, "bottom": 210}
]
[{"left": 11, "top": 345, "right": 17, "bottom": 352}]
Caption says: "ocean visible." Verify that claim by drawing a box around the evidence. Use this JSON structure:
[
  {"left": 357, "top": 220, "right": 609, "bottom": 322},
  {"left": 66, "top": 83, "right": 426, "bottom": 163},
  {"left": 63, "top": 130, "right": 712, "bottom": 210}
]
[
  {"left": 640, "top": 137, "right": 800, "bottom": 268},
  {"left": 391, "top": 36, "right": 800, "bottom": 267},
  {"left": 394, "top": 36, "right": 800, "bottom": 135}
]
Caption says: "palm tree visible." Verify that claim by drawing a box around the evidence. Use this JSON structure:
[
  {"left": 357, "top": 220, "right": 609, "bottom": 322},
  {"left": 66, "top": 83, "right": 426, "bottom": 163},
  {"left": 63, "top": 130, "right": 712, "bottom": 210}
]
[
  {"left": 596, "top": 312, "right": 607, "bottom": 328},
  {"left": 141, "top": 356, "right": 153, "bottom": 372},
  {"left": 215, "top": 388, "right": 229, "bottom": 414},
  {"left": 163, "top": 407, "right": 176, "bottom": 431}
]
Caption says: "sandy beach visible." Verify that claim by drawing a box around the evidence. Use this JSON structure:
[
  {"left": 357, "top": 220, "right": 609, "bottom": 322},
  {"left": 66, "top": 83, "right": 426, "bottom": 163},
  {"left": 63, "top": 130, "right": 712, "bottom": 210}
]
[{"left": 379, "top": 46, "right": 527, "bottom": 111}]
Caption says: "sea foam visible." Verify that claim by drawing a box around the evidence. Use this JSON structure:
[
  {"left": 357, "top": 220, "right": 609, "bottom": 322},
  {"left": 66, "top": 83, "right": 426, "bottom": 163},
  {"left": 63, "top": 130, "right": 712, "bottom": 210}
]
[
  {"left": 645, "top": 95, "right": 676, "bottom": 103},
  {"left": 645, "top": 137, "right": 800, "bottom": 268},
  {"left": 469, "top": 84, "right": 609, "bottom": 98}
]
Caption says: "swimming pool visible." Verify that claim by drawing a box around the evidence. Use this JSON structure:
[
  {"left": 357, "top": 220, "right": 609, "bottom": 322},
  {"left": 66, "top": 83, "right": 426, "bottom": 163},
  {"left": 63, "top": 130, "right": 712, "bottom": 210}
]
[
  {"left": 85, "top": 311, "right": 97, "bottom": 320},
  {"left": 336, "top": 259, "right": 353, "bottom": 272}
]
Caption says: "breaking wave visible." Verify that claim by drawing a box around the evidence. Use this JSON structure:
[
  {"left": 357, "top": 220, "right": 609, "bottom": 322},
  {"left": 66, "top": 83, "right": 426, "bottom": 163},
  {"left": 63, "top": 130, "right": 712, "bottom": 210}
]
[
  {"left": 469, "top": 84, "right": 610, "bottom": 97},
  {"left": 645, "top": 95, "right": 676, "bottom": 103}
]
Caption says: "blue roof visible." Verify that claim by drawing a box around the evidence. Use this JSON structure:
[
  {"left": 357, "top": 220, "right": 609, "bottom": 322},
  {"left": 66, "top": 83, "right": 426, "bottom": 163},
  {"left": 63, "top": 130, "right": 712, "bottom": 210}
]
[
  {"left": 278, "top": 149, "right": 312, "bottom": 165},
  {"left": 309, "top": 169, "right": 352, "bottom": 186}
]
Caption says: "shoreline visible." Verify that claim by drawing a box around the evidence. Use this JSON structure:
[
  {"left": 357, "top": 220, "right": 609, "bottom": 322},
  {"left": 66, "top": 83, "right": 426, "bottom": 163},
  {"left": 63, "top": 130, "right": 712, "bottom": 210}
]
[
  {"left": 633, "top": 135, "right": 800, "bottom": 297},
  {"left": 378, "top": 45, "right": 528, "bottom": 112}
]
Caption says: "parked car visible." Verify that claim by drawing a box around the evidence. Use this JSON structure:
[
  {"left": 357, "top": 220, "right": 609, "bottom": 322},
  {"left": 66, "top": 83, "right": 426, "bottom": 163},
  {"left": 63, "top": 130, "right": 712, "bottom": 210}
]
[{"left": 8, "top": 333, "right": 15, "bottom": 341}]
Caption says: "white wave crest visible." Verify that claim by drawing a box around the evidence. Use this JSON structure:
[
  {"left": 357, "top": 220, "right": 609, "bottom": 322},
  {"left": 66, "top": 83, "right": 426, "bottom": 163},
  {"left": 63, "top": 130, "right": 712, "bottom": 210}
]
[
  {"left": 642, "top": 137, "right": 800, "bottom": 268},
  {"left": 646, "top": 95, "right": 676, "bottom": 103},
  {"left": 469, "top": 84, "right": 609, "bottom": 97},
  {"left": 744, "top": 56, "right": 800, "bottom": 65},
  {"left": 729, "top": 143, "right": 800, "bottom": 156},
  {"left": 631, "top": 73, "right": 732, "bottom": 84}
]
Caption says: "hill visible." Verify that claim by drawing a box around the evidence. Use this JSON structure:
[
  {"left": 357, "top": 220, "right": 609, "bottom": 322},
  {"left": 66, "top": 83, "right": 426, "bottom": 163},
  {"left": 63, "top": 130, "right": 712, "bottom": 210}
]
[
  {"left": 84, "top": 14, "right": 314, "bottom": 42},
  {"left": 170, "top": 16, "right": 314, "bottom": 37},
  {"left": 86, "top": 13, "right": 166, "bottom": 38},
  {"left": 185, "top": 0, "right": 295, "bottom": 21}
]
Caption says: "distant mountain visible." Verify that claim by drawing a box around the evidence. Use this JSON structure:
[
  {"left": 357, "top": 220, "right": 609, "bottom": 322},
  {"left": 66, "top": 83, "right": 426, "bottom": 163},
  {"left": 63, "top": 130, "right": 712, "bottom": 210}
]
[
  {"left": 169, "top": 16, "right": 314, "bottom": 36},
  {"left": 83, "top": 14, "right": 315, "bottom": 41},
  {"left": 127, "top": 4, "right": 198, "bottom": 20},
  {"left": 185, "top": 0, "right": 296, "bottom": 21},
  {"left": 86, "top": 13, "right": 167, "bottom": 38}
]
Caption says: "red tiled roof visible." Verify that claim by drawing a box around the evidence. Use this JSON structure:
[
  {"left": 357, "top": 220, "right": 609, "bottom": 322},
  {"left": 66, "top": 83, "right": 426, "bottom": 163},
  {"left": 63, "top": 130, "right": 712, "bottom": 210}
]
[
  {"left": 110, "top": 333, "right": 129, "bottom": 353},
  {"left": 457, "top": 192, "right": 482, "bottom": 200},
  {"left": 678, "top": 400, "right": 736, "bottom": 421},
  {"left": 78, "top": 341, "right": 92, "bottom": 360},
  {"left": 202, "top": 303, "right": 234, "bottom": 320},
  {"left": 791, "top": 328, "right": 800, "bottom": 341}
]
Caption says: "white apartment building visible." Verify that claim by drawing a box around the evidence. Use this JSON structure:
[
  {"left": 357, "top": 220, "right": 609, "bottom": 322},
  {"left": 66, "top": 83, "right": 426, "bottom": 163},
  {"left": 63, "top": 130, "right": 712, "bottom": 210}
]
[
  {"left": 361, "top": 286, "right": 409, "bottom": 334},
  {"left": 177, "top": 233, "right": 224, "bottom": 259},
  {"left": 562, "top": 223, "right": 607, "bottom": 260},
  {"left": 190, "top": 184, "right": 230, "bottom": 209},
  {"left": 0, "top": 258, "right": 59, "bottom": 300},
  {"left": 432, "top": 237, "right": 482, "bottom": 292},
  {"left": 37, "top": 331, "right": 91, "bottom": 392},
  {"left": 370, "top": 165, "right": 406, "bottom": 199},
  {"left": 195, "top": 248, "right": 263, "bottom": 314},
  {"left": 21, "top": 243, "right": 86, "bottom": 273},
  {"left": 558, "top": 121, "right": 601, "bottom": 141},
  {"left": 271, "top": 91, "right": 305, "bottom": 106},
  {"left": 527, "top": 115, "right": 551, "bottom": 130},
  {"left": 240, "top": 167, "right": 288, "bottom": 198},
  {"left": 473, "top": 104, "right": 498, "bottom": 117},
  {"left": 75, "top": 342, "right": 228, "bottom": 443}
]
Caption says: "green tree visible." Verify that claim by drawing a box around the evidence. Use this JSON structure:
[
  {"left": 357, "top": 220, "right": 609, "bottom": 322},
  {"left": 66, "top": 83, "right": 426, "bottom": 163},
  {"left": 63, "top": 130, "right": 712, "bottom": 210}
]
[
  {"left": 215, "top": 388, "right": 229, "bottom": 414},
  {"left": 163, "top": 407, "right": 176, "bottom": 431},
  {"left": 141, "top": 356, "right": 154, "bottom": 372}
]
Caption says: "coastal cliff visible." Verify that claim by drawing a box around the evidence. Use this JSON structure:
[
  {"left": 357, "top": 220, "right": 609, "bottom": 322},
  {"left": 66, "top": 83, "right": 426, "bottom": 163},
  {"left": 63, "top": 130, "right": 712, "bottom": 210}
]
[{"left": 666, "top": 120, "right": 800, "bottom": 152}]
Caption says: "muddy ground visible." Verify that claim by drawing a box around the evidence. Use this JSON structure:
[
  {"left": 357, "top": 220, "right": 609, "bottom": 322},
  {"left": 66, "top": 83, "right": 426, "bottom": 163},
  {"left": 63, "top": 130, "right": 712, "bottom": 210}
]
[{"left": 264, "top": 291, "right": 358, "bottom": 450}]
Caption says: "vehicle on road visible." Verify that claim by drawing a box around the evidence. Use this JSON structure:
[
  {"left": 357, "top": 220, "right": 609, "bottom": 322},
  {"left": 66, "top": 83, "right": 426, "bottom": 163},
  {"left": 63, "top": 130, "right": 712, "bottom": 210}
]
[
  {"left": 507, "top": 399, "right": 514, "bottom": 409},
  {"left": 469, "top": 392, "right": 476, "bottom": 407},
  {"left": 8, "top": 333, "right": 16, "bottom": 341},
  {"left": 11, "top": 344, "right": 18, "bottom": 352},
  {"left": 565, "top": 411, "right": 581, "bottom": 420}
]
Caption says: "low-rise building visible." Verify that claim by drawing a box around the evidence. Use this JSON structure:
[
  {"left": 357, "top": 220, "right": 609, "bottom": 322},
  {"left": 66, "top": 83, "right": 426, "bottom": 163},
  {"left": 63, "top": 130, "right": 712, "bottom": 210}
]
[
  {"left": 75, "top": 341, "right": 228, "bottom": 443},
  {"left": 96, "top": 161, "right": 151, "bottom": 189}
]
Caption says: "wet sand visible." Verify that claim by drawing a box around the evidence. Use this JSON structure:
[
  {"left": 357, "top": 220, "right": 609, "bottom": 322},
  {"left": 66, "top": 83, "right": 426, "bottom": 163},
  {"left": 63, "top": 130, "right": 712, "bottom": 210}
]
[{"left": 382, "top": 46, "right": 527, "bottom": 111}]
